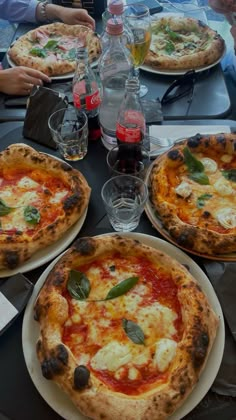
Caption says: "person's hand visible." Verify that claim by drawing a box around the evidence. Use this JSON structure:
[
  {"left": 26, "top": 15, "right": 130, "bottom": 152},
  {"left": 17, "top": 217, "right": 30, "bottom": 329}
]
[
  {"left": 55, "top": 8, "right": 95, "bottom": 30},
  {"left": 0, "top": 67, "right": 51, "bottom": 96},
  {"left": 209, "top": 0, "right": 236, "bottom": 23}
]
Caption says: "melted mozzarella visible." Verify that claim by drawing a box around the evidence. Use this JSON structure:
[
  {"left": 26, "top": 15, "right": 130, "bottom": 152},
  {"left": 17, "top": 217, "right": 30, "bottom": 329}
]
[
  {"left": 137, "top": 303, "right": 177, "bottom": 338},
  {"left": 175, "top": 181, "right": 192, "bottom": 198},
  {"left": 91, "top": 341, "right": 132, "bottom": 371},
  {"left": 17, "top": 176, "right": 40, "bottom": 189},
  {"left": 221, "top": 154, "right": 233, "bottom": 163},
  {"left": 213, "top": 178, "right": 234, "bottom": 196},
  {"left": 49, "top": 190, "right": 68, "bottom": 204},
  {"left": 215, "top": 207, "right": 236, "bottom": 229},
  {"left": 154, "top": 338, "right": 177, "bottom": 372},
  {"left": 200, "top": 157, "right": 218, "bottom": 174}
]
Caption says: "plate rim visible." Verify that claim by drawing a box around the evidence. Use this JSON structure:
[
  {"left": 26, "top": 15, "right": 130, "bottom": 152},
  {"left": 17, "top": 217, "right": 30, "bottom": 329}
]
[
  {"left": 22, "top": 232, "right": 225, "bottom": 420},
  {"left": 140, "top": 46, "right": 226, "bottom": 76},
  {"left": 145, "top": 160, "right": 236, "bottom": 262}
]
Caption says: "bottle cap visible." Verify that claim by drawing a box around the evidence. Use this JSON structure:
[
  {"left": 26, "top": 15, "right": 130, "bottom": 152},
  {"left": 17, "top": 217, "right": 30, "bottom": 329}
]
[
  {"left": 106, "top": 17, "right": 123, "bottom": 35},
  {"left": 108, "top": 0, "right": 124, "bottom": 15}
]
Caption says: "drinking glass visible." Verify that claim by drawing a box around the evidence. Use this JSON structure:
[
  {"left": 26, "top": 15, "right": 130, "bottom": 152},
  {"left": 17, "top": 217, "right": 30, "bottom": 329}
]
[
  {"left": 125, "top": 3, "right": 152, "bottom": 97},
  {"left": 48, "top": 106, "right": 88, "bottom": 161},
  {"left": 101, "top": 174, "right": 148, "bottom": 232}
]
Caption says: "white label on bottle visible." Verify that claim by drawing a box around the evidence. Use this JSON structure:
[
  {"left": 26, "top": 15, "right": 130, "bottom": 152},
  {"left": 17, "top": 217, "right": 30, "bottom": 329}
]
[{"left": 0, "top": 292, "right": 18, "bottom": 330}]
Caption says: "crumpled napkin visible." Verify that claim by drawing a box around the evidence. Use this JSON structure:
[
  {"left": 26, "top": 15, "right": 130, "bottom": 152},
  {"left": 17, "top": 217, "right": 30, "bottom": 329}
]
[{"left": 203, "top": 261, "right": 236, "bottom": 397}]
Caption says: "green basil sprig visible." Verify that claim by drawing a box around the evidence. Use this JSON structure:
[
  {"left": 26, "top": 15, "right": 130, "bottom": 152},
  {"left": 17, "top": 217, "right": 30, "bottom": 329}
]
[
  {"left": 44, "top": 39, "right": 58, "bottom": 50},
  {"left": 222, "top": 169, "right": 236, "bottom": 182},
  {"left": 30, "top": 47, "right": 47, "bottom": 58},
  {"left": 183, "top": 147, "right": 210, "bottom": 185},
  {"left": 24, "top": 206, "right": 40, "bottom": 224},
  {"left": 0, "top": 198, "right": 16, "bottom": 216},
  {"left": 67, "top": 270, "right": 91, "bottom": 300},
  {"left": 197, "top": 193, "right": 212, "bottom": 208},
  {"left": 105, "top": 277, "right": 139, "bottom": 300},
  {"left": 165, "top": 40, "right": 175, "bottom": 54},
  {"left": 122, "top": 318, "right": 145, "bottom": 345},
  {"left": 165, "top": 25, "right": 181, "bottom": 40}
]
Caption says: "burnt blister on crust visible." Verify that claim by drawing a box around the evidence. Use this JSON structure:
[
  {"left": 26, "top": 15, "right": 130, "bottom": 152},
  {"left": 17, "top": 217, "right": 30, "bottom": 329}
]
[
  {"left": 41, "top": 344, "right": 69, "bottom": 379},
  {"left": 73, "top": 237, "right": 96, "bottom": 256},
  {"left": 74, "top": 365, "right": 90, "bottom": 390},
  {"left": 167, "top": 149, "right": 183, "bottom": 162},
  {"left": 191, "top": 331, "right": 209, "bottom": 370},
  {"left": 186, "top": 133, "right": 205, "bottom": 148},
  {"left": 63, "top": 193, "right": 80, "bottom": 211},
  {"left": 4, "top": 251, "right": 20, "bottom": 269}
]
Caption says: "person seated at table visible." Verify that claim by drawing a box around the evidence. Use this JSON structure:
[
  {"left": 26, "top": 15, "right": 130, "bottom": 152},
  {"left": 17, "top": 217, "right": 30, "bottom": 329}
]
[
  {"left": 0, "top": 0, "right": 95, "bottom": 96},
  {"left": 209, "top": 0, "right": 236, "bottom": 46}
]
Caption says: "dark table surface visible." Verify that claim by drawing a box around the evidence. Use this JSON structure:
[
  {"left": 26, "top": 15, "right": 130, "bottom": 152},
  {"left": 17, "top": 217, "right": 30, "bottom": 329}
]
[
  {"left": 0, "top": 20, "right": 232, "bottom": 122},
  {"left": 0, "top": 120, "right": 236, "bottom": 420}
]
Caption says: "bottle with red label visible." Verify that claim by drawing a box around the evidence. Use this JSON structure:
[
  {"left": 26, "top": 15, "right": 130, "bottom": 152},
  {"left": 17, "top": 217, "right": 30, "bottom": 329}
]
[
  {"left": 116, "top": 77, "right": 146, "bottom": 175},
  {"left": 72, "top": 47, "right": 101, "bottom": 141}
]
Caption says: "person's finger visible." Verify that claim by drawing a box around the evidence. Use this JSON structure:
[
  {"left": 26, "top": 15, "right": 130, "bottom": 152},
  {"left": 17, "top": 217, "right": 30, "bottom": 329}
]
[
  {"left": 25, "top": 76, "right": 44, "bottom": 86},
  {"left": 22, "top": 67, "right": 51, "bottom": 83}
]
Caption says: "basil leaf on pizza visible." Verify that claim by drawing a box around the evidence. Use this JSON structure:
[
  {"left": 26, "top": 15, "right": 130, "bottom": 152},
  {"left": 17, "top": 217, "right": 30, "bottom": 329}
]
[
  {"left": 68, "top": 270, "right": 91, "bottom": 300},
  {"left": 145, "top": 16, "right": 225, "bottom": 71},
  {"left": 105, "top": 276, "right": 139, "bottom": 300},
  {"left": 0, "top": 198, "right": 16, "bottom": 216},
  {"left": 24, "top": 206, "right": 40, "bottom": 224},
  {"left": 122, "top": 318, "right": 145, "bottom": 345},
  {"left": 34, "top": 235, "right": 219, "bottom": 420},
  {"left": 30, "top": 47, "right": 47, "bottom": 58},
  {"left": 222, "top": 168, "right": 236, "bottom": 182},
  {"left": 149, "top": 133, "right": 236, "bottom": 255}
]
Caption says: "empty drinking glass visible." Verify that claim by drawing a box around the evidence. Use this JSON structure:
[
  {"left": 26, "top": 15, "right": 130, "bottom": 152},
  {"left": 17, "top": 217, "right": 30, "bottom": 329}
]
[
  {"left": 101, "top": 174, "right": 148, "bottom": 232},
  {"left": 48, "top": 106, "right": 88, "bottom": 161}
]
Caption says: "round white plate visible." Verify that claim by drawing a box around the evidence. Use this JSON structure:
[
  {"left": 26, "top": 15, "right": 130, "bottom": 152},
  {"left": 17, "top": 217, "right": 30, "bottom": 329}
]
[
  {"left": 6, "top": 52, "right": 98, "bottom": 80},
  {"left": 140, "top": 49, "right": 225, "bottom": 76},
  {"left": 22, "top": 232, "right": 224, "bottom": 420}
]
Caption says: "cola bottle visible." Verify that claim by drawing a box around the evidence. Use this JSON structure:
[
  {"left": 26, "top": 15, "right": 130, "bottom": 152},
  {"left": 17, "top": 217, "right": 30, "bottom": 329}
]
[
  {"left": 72, "top": 47, "right": 101, "bottom": 141},
  {"left": 116, "top": 77, "right": 146, "bottom": 175}
]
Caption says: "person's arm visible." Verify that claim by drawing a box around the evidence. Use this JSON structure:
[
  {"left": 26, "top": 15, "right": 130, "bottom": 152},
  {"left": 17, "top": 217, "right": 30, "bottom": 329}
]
[
  {"left": 0, "top": 0, "right": 39, "bottom": 23},
  {"left": 0, "top": 67, "right": 51, "bottom": 96},
  {"left": 36, "top": 2, "right": 95, "bottom": 29}
]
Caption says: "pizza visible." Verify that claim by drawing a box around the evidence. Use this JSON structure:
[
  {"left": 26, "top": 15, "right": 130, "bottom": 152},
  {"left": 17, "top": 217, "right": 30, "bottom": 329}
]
[
  {"left": 8, "top": 22, "right": 101, "bottom": 76},
  {"left": 149, "top": 133, "right": 236, "bottom": 256},
  {"left": 145, "top": 16, "right": 225, "bottom": 70},
  {"left": 0, "top": 143, "right": 90, "bottom": 270},
  {"left": 34, "top": 234, "right": 218, "bottom": 420}
]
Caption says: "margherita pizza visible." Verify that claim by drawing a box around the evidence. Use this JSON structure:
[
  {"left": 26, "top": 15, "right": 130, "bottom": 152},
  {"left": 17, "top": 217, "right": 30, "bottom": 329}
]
[
  {"left": 34, "top": 235, "right": 218, "bottom": 420},
  {"left": 145, "top": 16, "right": 225, "bottom": 70},
  {"left": 0, "top": 144, "right": 90, "bottom": 270},
  {"left": 149, "top": 133, "right": 236, "bottom": 256},
  {"left": 8, "top": 23, "right": 101, "bottom": 76}
]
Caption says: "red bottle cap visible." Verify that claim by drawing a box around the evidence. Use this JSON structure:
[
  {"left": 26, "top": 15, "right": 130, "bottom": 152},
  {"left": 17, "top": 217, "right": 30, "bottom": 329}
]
[
  {"left": 106, "top": 17, "right": 123, "bottom": 35},
  {"left": 108, "top": 0, "right": 124, "bottom": 15}
]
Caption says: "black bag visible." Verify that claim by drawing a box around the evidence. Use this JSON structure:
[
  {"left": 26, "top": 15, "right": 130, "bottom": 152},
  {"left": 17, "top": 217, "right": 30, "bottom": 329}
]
[
  {"left": 23, "top": 86, "right": 68, "bottom": 150},
  {"left": 51, "top": 0, "right": 107, "bottom": 17}
]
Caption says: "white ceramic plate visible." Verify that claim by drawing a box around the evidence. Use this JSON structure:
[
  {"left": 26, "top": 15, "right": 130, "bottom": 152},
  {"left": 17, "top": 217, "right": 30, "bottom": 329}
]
[
  {"left": 140, "top": 47, "right": 226, "bottom": 76},
  {"left": 22, "top": 232, "right": 224, "bottom": 420}
]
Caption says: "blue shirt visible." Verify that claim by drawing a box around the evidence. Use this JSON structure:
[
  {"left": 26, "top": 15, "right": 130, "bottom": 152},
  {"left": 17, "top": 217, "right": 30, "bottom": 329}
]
[{"left": 0, "top": 0, "right": 39, "bottom": 23}]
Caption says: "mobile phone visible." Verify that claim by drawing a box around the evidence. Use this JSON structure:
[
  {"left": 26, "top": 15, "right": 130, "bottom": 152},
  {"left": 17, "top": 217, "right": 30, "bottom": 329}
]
[{"left": 126, "top": 0, "right": 163, "bottom": 14}]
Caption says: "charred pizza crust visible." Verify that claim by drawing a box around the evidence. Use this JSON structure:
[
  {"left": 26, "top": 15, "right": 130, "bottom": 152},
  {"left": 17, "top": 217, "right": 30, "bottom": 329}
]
[
  {"left": 8, "top": 23, "right": 101, "bottom": 76},
  {"left": 34, "top": 235, "right": 218, "bottom": 420},
  {"left": 149, "top": 133, "right": 236, "bottom": 255},
  {"left": 145, "top": 17, "right": 225, "bottom": 70},
  {"left": 0, "top": 144, "right": 90, "bottom": 269}
]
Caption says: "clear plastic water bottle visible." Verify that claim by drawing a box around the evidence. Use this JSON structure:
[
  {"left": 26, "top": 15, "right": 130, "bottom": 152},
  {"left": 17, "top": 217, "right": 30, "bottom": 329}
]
[
  {"left": 72, "top": 47, "right": 101, "bottom": 141},
  {"left": 99, "top": 18, "right": 133, "bottom": 149},
  {"left": 101, "top": 0, "right": 134, "bottom": 52}
]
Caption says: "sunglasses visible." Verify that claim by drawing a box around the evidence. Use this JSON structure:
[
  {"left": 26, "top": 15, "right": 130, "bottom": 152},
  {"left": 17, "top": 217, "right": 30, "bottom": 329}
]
[{"left": 160, "top": 70, "right": 197, "bottom": 106}]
